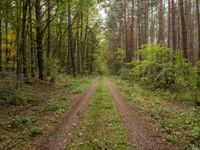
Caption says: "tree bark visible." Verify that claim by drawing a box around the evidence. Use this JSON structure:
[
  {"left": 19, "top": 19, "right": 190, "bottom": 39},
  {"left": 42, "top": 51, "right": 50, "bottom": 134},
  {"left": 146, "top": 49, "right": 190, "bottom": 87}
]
[
  {"left": 158, "top": 0, "right": 164, "bottom": 45},
  {"left": 22, "top": 0, "right": 28, "bottom": 77},
  {"left": 130, "top": 0, "right": 135, "bottom": 61},
  {"left": 68, "top": 0, "right": 75, "bottom": 77},
  {"left": 179, "top": 0, "right": 188, "bottom": 59},
  {"left": 35, "top": 0, "right": 44, "bottom": 80},
  {"left": 17, "top": 0, "right": 28, "bottom": 87},
  {"left": 29, "top": 0, "right": 35, "bottom": 77},
  {"left": 196, "top": 0, "right": 200, "bottom": 60},
  {"left": 5, "top": 21, "right": 9, "bottom": 70},
  {"left": 171, "top": 0, "right": 176, "bottom": 51},
  {"left": 168, "top": 0, "right": 171, "bottom": 48},
  {"left": 0, "top": 0, "right": 2, "bottom": 71},
  {"left": 47, "top": 0, "right": 51, "bottom": 77}
]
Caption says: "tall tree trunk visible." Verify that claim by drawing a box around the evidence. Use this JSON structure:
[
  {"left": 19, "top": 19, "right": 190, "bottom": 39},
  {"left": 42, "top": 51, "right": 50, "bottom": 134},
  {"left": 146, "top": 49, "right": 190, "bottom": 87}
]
[
  {"left": 144, "top": 0, "right": 149, "bottom": 45},
  {"left": 22, "top": 0, "right": 28, "bottom": 77},
  {"left": 47, "top": 0, "right": 51, "bottom": 77},
  {"left": 137, "top": 0, "right": 142, "bottom": 60},
  {"left": 150, "top": 5, "right": 155, "bottom": 43},
  {"left": 0, "top": 0, "right": 2, "bottom": 71},
  {"left": 77, "top": 14, "right": 81, "bottom": 74},
  {"left": 171, "top": 0, "right": 176, "bottom": 51},
  {"left": 196, "top": 0, "right": 200, "bottom": 60},
  {"left": 137, "top": 0, "right": 141, "bottom": 49},
  {"left": 35, "top": 0, "right": 44, "bottom": 80},
  {"left": 5, "top": 21, "right": 9, "bottom": 70},
  {"left": 179, "top": 0, "right": 188, "bottom": 59},
  {"left": 168, "top": 0, "right": 171, "bottom": 48},
  {"left": 130, "top": 0, "right": 135, "bottom": 60},
  {"left": 124, "top": 0, "right": 129, "bottom": 61},
  {"left": 187, "top": 1, "right": 193, "bottom": 61},
  {"left": 68, "top": 0, "right": 75, "bottom": 77},
  {"left": 17, "top": 0, "right": 28, "bottom": 87},
  {"left": 29, "top": 0, "right": 35, "bottom": 77},
  {"left": 158, "top": 0, "right": 164, "bottom": 45}
]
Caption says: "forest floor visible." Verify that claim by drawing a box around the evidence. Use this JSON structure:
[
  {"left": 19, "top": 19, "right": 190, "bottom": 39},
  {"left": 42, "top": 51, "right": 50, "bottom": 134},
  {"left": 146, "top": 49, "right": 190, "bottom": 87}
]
[
  {"left": 35, "top": 78, "right": 172, "bottom": 150},
  {"left": 0, "top": 73, "right": 93, "bottom": 150},
  {"left": 0, "top": 75, "right": 200, "bottom": 150}
]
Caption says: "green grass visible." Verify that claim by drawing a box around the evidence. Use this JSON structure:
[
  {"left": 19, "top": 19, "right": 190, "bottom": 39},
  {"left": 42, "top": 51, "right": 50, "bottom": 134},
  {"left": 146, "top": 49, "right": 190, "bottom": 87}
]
[
  {"left": 112, "top": 77, "right": 200, "bottom": 150},
  {"left": 67, "top": 79, "right": 130, "bottom": 150},
  {"left": 0, "top": 75, "right": 93, "bottom": 150}
]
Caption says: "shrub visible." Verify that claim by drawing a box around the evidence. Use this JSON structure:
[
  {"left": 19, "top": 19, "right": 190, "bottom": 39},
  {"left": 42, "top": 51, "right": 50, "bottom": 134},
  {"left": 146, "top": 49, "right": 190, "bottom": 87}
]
[{"left": 130, "top": 44, "right": 198, "bottom": 89}]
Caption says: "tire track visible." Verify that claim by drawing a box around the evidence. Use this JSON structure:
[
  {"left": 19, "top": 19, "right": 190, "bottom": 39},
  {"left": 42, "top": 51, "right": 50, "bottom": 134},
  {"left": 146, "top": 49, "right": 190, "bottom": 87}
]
[
  {"left": 34, "top": 80, "right": 98, "bottom": 150},
  {"left": 107, "top": 79, "right": 173, "bottom": 150}
]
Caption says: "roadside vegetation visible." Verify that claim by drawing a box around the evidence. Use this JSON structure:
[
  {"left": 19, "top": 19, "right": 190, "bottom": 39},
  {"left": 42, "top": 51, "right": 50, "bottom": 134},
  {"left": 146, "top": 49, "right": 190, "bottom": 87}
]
[
  {"left": 0, "top": 74, "right": 92, "bottom": 150},
  {"left": 110, "top": 44, "right": 200, "bottom": 149},
  {"left": 67, "top": 79, "right": 130, "bottom": 150}
]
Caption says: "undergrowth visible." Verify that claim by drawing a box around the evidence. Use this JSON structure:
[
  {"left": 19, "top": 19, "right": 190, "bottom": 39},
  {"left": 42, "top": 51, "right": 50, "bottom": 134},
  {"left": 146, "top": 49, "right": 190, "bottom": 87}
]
[
  {"left": 113, "top": 77, "right": 200, "bottom": 149},
  {"left": 0, "top": 75, "right": 93, "bottom": 150}
]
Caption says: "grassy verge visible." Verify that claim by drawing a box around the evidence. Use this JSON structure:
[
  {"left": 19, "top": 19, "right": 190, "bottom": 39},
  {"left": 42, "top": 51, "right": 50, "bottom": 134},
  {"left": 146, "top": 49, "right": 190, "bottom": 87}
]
[
  {"left": 112, "top": 77, "right": 200, "bottom": 150},
  {"left": 67, "top": 78, "right": 130, "bottom": 150},
  {"left": 0, "top": 75, "right": 92, "bottom": 150}
]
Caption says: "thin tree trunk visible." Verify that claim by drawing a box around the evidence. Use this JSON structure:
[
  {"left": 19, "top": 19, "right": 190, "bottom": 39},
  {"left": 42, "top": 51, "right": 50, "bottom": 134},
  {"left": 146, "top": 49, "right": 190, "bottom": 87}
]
[
  {"left": 29, "top": 1, "right": 35, "bottom": 77},
  {"left": 144, "top": 0, "right": 149, "bottom": 45},
  {"left": 17, "top": 0, "right": 28, "bottom": 87},
  {"left": 0, "top": 1, "right": 2, "bottom": 71},
  {"left": 171, "top": 0, "right": 176, "bottom": 51},
  {"left": 150, "top": 5, "right": 155, "bottom": 43},
  {"left": 124, "top": 0, "right": 129, "bottom": 61},
  {"left": 22, "top": 0, "right": 28, "bottom": 77},
  {"left": 179, "top": 0, "right": 188, "bottom": 59},
  {"left": 158, "top": 0, "right": 164, "bottom": 45},
  {"left": 77, "top": 14, "right": 81, "bottom": 74},
  {"left": 196, "top": 0, "right": 200, "bottom": 60},
  {"left": 168, "top": 0, "right": 171, "bottom": 48},
  {"left": 137, "top": 0, "right": 141, "bottom": 49},
  {"left": 68, "top": 0, "right": 75, "bottom": 77},
  {"left": 47, "top": 0, "right": 51, "bottom": 77},
  {"left": 5, "top": 21, "right": 9, "bottom": 70},
  {"left": 130, "top": 0, "right": 135, "bottom": 60},
  {"left": 35, "top": 0, "right": 44, "bottom": 80}
]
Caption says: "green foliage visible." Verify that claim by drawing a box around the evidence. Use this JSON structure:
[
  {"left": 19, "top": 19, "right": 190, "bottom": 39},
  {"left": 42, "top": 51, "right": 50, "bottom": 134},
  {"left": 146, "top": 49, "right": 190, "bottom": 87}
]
[
  {"left": 0, "top": 88, "right": 28, "bottom": 105},
  {"left": 113, "top": 78, "right": 200, "bottom": 149},
  {"left": 93, "top": 42, "right": 109, "bottom": 75},
  {"left": 111, "top": 48, "right": 126, "bottom": 75},
  {"left": 29, "top": 128, "right": 42, "bottom": 137},
  {"left": 128, "top": 44, "right": 198, "bottom": 89}
]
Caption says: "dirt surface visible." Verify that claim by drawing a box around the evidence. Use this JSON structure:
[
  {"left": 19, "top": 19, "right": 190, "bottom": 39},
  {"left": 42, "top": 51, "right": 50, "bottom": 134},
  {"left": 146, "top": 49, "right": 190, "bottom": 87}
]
[
  {"left": 33, "top": 80, "right": 98, "bottom": 150},
  {"left": 107, "top": 79, "right": 174, "bottom": 150}
]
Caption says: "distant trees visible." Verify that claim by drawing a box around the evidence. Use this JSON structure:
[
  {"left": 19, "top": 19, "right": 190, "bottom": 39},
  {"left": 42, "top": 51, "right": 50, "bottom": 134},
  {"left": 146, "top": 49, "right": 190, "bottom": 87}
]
[{"left": 107, "top": 0, "right": 200, "bottom": 62}]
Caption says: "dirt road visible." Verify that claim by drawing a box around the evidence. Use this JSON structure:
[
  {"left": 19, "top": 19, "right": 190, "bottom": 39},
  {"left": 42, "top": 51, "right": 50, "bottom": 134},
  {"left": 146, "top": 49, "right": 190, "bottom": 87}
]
[
  {"left": 33, "top": 78, "right": 174, "bottom": 150},
  {"left": 34, "top": 80, "right": 98, "bottom": 150},
  {"left": 107, "top": 79, "right": 173, "bottom": 150}
]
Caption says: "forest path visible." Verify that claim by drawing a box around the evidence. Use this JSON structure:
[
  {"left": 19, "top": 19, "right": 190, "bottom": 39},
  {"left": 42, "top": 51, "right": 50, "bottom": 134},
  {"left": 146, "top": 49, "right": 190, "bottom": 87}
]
[
  {"left": 34, "top": 79, "right": 98, "bottom": 150},
  {"left": 107, "top": 79, "right": 173, "bottom": 150}
]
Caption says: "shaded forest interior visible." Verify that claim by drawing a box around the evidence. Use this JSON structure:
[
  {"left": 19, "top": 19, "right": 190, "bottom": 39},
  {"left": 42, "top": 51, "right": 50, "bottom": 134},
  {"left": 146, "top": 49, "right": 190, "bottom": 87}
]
[
  {"left": 0, "top": 0, "right": 199, "bottom": 84},
  {"left": 0, "top": 0, "right": 200, "bottom": 149}
]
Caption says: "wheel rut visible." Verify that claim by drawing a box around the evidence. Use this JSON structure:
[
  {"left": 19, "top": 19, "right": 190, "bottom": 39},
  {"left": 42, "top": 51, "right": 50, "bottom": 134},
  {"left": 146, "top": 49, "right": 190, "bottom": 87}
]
[
  {"left": 107, "top": 79, "right": 174, "bottom": 150},
  {"left": 34, "top": 80, "right": 98, "bottom": 150}
]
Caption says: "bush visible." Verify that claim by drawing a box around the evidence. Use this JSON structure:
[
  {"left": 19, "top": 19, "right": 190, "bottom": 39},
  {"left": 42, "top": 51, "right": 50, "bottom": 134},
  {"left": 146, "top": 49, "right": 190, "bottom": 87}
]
[{"left": 129, "top": 44, "right": 198, "bottom": 89}]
